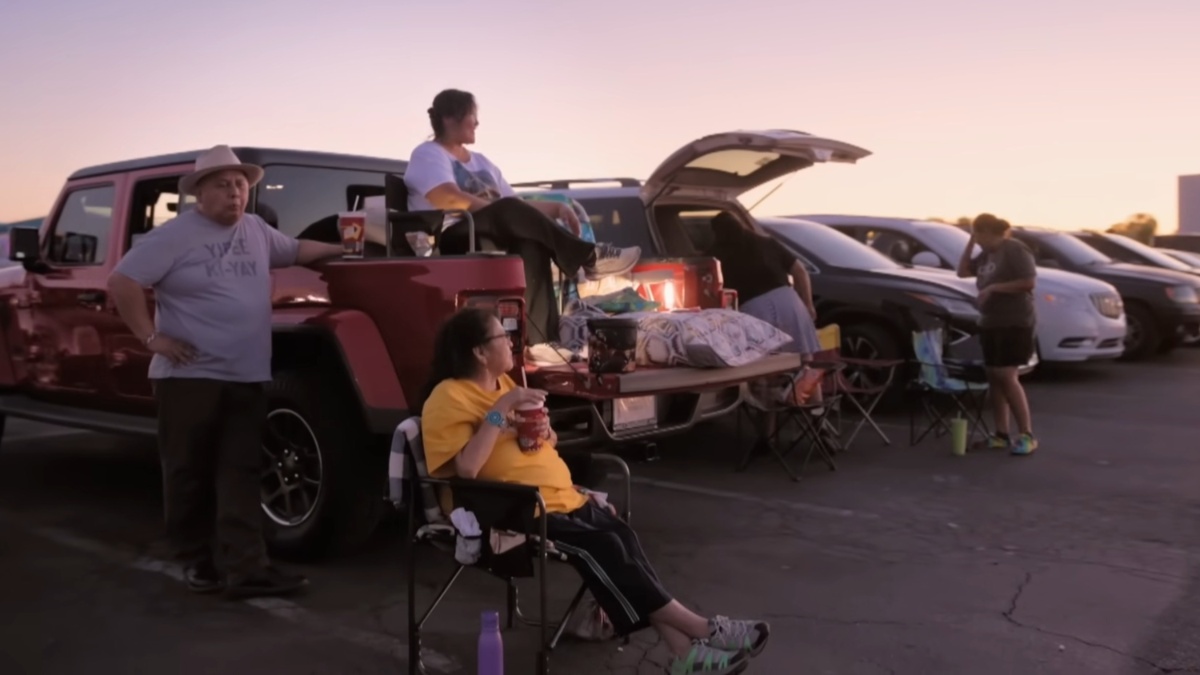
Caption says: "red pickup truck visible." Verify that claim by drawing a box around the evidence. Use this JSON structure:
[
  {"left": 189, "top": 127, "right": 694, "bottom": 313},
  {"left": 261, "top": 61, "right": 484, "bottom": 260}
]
[{"left": 0, "top": 136, "right": 851, "bottom": 558}]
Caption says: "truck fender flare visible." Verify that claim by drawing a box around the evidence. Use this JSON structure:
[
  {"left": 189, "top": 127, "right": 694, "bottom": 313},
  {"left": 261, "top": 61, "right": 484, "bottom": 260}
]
[{"left": 273, "top": 309, "right": 408, "bottom": 434}]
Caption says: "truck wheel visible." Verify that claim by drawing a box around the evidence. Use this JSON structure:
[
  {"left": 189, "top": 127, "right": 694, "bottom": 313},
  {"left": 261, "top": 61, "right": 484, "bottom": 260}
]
[
  {"left": 1120, "top": 304, "right": 1161, "bottom": 360},
  {"left": 840, "top": 322, "right": 904, "bottom": 400},
  {"left": 261, "top": 370, "right": 384, "bottom": 560}
]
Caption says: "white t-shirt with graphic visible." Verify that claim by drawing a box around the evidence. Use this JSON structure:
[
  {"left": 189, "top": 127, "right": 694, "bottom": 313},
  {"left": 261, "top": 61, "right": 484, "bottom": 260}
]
[{"left": 403, "top": 141, "right": 516, "bottom": 227}]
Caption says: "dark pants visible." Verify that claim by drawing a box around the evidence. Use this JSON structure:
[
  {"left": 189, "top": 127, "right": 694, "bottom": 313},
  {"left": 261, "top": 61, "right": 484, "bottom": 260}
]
[
  {"left": 154, "top": 377, "right": 269, "bottom": 580},
  {"left": 980, "top": 325, "right": 1036, "bottom": 367},
  {"left": 441, "top": 197, "right": 596, "bottom": 344},
  {"left": 547, "top": 500, "right": 672, "bottom": 637}
]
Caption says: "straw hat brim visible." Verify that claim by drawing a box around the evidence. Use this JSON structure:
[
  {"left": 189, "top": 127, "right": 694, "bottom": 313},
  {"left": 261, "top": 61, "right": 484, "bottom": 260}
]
[{"left": 178, "top": 163, "right": 265, "bottom": 196}]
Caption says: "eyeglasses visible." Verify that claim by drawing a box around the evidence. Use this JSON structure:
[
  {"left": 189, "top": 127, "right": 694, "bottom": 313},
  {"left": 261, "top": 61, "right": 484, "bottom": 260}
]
[{"left": 482, "top": 333, "right": 512, "bottom": 345}]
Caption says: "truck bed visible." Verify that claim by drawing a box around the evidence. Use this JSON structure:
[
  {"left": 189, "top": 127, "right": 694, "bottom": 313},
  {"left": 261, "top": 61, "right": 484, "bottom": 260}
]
[{"left": 526, "top": 352, "right": 803, "bottom": 399}]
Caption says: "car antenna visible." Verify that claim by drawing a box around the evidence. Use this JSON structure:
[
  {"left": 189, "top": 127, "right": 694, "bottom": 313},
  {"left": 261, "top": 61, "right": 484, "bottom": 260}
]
[{"left": 746, "top": 176, "right": 792, "bottom": 213}]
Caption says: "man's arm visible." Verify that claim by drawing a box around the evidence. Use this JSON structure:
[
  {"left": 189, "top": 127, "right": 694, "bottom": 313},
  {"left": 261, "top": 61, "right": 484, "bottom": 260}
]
[
  {"left": 295, "top": 240, "right": 343, "bottom": 265},
  {"left": 107, "top": 272, "right": 155, "bottom": 343}
]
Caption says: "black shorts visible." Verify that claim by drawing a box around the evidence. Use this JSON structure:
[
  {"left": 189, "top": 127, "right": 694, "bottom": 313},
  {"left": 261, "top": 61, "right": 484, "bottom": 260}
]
[{"left": 980, "top": 326, "right": 1036, "bottom": 368}]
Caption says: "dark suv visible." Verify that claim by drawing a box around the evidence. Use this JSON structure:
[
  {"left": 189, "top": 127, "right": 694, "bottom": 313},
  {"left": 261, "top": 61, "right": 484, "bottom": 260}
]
[{"left": 1011, "top": 227, "right": 1200, "bottom": 358}]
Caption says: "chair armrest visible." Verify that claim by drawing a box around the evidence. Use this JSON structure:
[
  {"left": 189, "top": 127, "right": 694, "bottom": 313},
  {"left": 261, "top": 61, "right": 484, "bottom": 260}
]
[
  {"left": 386, "top": 209, "right": 478, "bottom": 253},
  {"left": 420, "top": 475, "right": 549, "bottom": 544},
  {"left": 592, "top": 453, "right": 633, "bottom": 523}
]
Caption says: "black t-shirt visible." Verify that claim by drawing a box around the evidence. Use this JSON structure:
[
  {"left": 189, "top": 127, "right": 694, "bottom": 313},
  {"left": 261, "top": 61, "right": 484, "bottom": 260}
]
[
  {"left": 706, "top": 231, "right": 796, "bottom": 304},
  {"left": 969, "top": 238, "right": 1037, "bottom": 328}
]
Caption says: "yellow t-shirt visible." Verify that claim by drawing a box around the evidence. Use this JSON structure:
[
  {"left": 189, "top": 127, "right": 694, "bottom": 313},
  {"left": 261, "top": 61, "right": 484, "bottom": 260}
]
[{"left": 421, "top": 374, "right": 589, "bottom": 515}]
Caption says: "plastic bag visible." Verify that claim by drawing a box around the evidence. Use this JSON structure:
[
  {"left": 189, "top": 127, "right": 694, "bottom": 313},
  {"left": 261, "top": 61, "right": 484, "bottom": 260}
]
[{"left": 563, "top": 592, "right": 615, "bottom": 641}]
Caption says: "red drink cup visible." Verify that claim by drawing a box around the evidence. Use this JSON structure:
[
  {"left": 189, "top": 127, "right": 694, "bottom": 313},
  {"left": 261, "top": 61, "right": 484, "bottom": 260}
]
[
  {"left": 515, "top": 404, "right": 548, "bottom": 452},
  {"left": 338, "top": 212, "right": 366, "bottom": 258}
]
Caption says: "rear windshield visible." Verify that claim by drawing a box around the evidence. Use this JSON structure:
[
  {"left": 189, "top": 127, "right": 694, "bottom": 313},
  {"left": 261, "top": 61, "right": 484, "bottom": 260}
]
[{"left": 574, "top": 196, "right": 654, "bottom": 251}]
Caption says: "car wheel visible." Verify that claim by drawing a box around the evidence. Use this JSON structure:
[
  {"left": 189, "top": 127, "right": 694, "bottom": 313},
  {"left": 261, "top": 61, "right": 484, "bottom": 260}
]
[
  {"left": 261, "top": 370, "right": 385, "bottom": 560},
  {"left": 1120, "top": 303, "right": 1162, "bottom": 360},
  {"left": 840, "top": 322, "right": 904, "bottom": 398}
]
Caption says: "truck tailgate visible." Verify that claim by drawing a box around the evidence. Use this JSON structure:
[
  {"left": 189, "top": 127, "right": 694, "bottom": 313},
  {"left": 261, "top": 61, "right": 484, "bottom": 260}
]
[{"left": 527, "top": 352, "right": 804, "bottom": 399}]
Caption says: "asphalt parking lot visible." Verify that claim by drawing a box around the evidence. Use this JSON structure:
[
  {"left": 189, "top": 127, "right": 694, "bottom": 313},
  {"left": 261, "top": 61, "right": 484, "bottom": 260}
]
[{"left": 1, "top": 350, "right": 1199, "bottom": 675}]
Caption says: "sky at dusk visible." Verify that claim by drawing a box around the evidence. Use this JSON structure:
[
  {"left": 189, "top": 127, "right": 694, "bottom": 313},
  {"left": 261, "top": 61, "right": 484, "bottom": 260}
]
[{"left": 1, "top": 0, "right": 1197, "bottom": 231}]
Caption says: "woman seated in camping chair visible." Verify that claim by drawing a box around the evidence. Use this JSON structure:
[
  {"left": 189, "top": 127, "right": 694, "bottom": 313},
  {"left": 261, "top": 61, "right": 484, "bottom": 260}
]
[{"left": 420, "top": 308, "right": 771, "bottom": 675}]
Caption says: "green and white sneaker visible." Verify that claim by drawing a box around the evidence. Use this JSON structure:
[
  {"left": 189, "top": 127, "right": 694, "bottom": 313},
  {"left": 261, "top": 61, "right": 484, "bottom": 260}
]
[
  {"left": 1012, "top": 433, "right": 1038, "bottom": 456},
  {"left": 667, "top": 643, "right": 749, "bottom": 674},
  {"left": 706, "top": 615, "right": 771, "bottom": 657}
]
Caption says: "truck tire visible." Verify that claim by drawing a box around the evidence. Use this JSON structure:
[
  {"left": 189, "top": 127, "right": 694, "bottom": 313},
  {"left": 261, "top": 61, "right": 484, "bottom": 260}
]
[
  {"left": 1120, "top": 303, "right": 1161, "bottom": 360},
  {"left": 261, "top": 370, "right": 385, "bottom": 560}
]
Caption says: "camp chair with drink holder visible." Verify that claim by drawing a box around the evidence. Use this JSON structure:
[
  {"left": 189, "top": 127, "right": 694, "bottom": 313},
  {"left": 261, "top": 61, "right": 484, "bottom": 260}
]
[{"left": 390, "top": 417, "right": 632, "bottom": 675}]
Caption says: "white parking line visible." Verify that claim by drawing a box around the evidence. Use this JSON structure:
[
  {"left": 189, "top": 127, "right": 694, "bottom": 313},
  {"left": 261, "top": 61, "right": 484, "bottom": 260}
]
[
  {"left": 630, "top": 476, "right": 878, "bottom": 519},
  {"left": 4, "top": 517, "right": 459, "bottom": 674}
]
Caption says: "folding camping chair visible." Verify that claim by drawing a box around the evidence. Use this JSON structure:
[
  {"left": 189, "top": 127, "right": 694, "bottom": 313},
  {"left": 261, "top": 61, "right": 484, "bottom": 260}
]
[
  {"left": 736, "top": 364, "right": 843, "bottom": 481},
  {"left": 907, "top": 325, "right": 991, "bottom": 446},
  {"left": 391, "top": 418, "right": 632, "bottom": 675},
  {"left": 810, "top": 324, "right": 904, "bottom": 449}
]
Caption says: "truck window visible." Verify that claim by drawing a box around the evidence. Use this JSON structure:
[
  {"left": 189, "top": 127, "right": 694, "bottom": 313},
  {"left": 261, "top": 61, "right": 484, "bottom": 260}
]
[
  {"left": 127, "top": 175, "right": 194, "bottom": 249},
  {"left": 47, "top": 185, "right": 116, "bottom": 265},
  {"left": 256, "top": 165, "right": 387, "bottom": 238},
  {"left": 574, "top": 196, "right": 654, "bottom": 252}
]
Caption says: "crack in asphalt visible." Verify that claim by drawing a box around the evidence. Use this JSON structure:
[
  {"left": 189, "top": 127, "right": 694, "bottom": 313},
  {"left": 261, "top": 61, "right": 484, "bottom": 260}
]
[{"left": 1001, "top": 570, "right": 1189, "bottom": 674}]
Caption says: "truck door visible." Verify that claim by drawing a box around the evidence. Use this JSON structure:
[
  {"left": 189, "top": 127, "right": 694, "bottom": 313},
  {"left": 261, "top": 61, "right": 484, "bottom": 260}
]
[
  {"left": 107, "top": 169, "right": 194, "bottom": 404},
  {"left": 25, "top": 179, "right": 127, "bottom": 405}
]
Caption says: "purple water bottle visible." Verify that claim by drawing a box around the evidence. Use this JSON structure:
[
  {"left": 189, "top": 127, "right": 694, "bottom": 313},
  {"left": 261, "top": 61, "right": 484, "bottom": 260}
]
[{"left": 478, "top": 610, "right": 503, "bottom": 675}]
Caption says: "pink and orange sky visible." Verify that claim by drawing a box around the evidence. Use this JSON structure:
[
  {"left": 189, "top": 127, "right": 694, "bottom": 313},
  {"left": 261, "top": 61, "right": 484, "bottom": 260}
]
[{"left": 1, "top": 0, "right": 1197, "bottom": 230}]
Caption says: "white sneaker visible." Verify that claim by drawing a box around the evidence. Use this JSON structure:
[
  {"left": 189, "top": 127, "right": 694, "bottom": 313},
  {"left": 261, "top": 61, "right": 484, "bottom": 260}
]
[{"left": 584, "top": 243, "right": 641, "bottom": 280}]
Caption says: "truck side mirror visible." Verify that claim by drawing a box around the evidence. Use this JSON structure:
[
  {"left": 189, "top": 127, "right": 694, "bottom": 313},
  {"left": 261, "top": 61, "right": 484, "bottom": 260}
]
[{"left": 9, "top": 227, "right": 42, "bottom": 269}]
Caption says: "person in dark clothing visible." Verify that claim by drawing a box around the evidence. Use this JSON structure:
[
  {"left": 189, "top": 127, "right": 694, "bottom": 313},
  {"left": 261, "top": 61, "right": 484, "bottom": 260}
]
[
  {"left": 956, "top": 213, "right": 1039, "bottom": 456},
  {"left": 404, "top": 89, "right": 640, "bottom": 346},
  {"left": 705, "top": 212, "right": 820, "bottom": 356},
  {"left": 420, "top": 308, "right": 771, "bottom": 674}
]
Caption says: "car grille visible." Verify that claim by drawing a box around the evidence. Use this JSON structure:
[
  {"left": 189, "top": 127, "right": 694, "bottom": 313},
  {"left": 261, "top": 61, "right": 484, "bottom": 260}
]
[{"left": 1090, "top": 293, "right": 1123, "bottom": 319}]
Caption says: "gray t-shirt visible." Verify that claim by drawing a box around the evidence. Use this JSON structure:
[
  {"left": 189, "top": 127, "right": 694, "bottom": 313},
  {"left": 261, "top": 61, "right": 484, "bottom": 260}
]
[
  {"left": 114, "top": 210, "right": 300, "bottom": 382},
  {"left": 970, "top": 238, "right": 1038, "bottom": 328}
]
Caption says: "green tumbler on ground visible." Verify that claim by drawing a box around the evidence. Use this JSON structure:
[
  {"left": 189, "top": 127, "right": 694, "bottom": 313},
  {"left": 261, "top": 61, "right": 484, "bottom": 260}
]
[{"left": 950, "top": 415, "right": 969, "bottom": 456}]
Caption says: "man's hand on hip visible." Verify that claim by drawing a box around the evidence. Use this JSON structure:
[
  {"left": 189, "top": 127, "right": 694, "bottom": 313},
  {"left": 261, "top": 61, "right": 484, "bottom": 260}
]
[{"left": 148, "top": 333, "right": 199, "bottom": 366}]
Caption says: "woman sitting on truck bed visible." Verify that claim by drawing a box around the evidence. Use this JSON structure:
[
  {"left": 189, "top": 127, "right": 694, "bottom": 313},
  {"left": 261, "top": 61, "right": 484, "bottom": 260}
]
[
  {"left": 420, "top": 307, "right": 771, "bottom": 675},
  {"left": 404, "top": 88, "right": 641, "bottom": 348}
]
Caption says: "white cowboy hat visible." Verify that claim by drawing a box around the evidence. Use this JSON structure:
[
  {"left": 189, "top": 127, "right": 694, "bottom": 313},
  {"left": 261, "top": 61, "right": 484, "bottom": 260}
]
[{"left": 178, "top": 145, "right": 264, "bottom": 196}]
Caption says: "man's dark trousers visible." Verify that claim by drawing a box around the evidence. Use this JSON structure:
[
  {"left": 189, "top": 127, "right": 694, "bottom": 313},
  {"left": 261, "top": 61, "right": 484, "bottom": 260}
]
[{"left": 154, "top": 377, "right": 269, "bottom": 580}]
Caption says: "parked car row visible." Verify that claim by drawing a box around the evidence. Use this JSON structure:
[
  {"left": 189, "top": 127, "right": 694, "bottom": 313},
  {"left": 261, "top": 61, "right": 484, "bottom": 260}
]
[{"left": 517, "top": 162, "right": 1200, "bottom": 366}]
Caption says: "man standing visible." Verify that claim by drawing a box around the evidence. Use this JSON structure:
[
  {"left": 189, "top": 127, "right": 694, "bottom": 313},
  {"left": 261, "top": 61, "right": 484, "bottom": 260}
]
[
  {"left": 957, "top": 213, "right": 1039, "bottom": 456},
  {"left": 108, "top": 145, "right": 343, "bottom": 597}
]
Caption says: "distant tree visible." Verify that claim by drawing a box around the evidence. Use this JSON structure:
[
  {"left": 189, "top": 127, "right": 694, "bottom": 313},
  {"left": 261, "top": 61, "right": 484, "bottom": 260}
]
[{"left": 1107, "top": 213, "right": 1158, "bottom": 244}]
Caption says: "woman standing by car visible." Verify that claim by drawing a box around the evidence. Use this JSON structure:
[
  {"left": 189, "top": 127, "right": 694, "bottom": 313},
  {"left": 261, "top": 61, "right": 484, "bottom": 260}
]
[
  {"left": 705, "top": 213, "right": 835, "bottom": 453},
  {"left": 957, "top": 213, "right": 1039, "bottom": 456}
]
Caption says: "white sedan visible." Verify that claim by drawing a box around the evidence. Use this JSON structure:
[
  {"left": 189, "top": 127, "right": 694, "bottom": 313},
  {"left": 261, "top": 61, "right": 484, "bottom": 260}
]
[{"left": 798, "top": 215, "right": 1128, "bottom": 362}]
